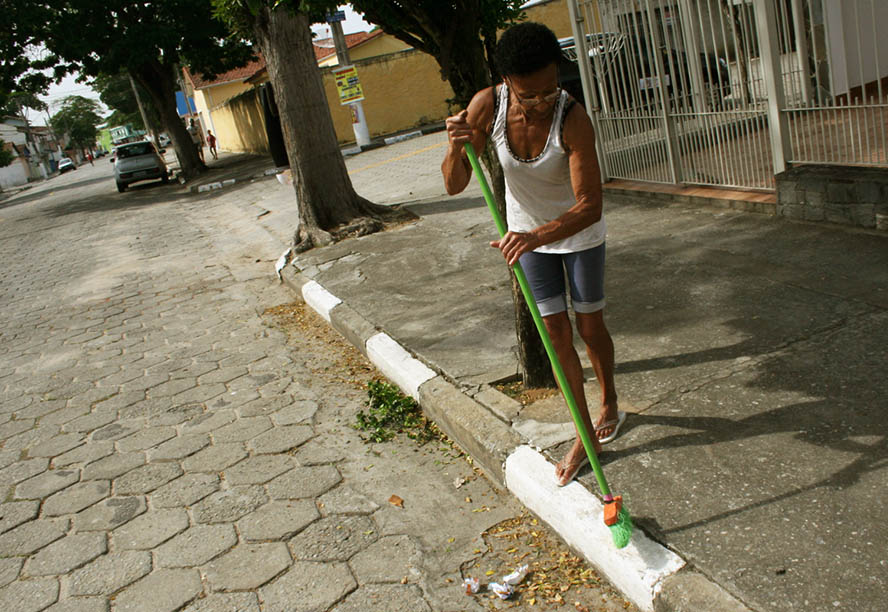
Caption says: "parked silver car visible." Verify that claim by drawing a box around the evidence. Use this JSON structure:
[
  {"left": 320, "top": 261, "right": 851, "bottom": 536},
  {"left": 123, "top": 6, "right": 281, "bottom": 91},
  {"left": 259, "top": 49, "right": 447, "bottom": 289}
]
[
  {"left": 58, "top": 157, "right": 76, "bottom": 173},
  {"left": 112, "top": 141, "right": 169, "bottom": 192}
]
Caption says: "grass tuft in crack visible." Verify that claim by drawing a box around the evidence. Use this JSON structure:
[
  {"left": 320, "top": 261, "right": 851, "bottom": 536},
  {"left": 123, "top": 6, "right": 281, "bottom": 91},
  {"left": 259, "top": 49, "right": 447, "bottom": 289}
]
[{"left": 354, "top": 380, "right": 435, "bottom": 444}]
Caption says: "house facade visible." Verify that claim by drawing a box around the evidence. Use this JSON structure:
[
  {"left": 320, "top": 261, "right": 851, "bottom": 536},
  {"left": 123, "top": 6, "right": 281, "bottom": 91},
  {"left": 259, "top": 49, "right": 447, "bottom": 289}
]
[{"left": 0, "top": 118, "right": 64, "bottom": 188}]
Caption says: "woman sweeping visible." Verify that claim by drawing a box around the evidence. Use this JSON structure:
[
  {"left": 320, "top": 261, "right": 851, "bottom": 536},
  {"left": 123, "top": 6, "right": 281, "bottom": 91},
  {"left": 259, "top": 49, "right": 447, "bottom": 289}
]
[{"left": 441, "top": 22, "right": 626, "bottom": 486}]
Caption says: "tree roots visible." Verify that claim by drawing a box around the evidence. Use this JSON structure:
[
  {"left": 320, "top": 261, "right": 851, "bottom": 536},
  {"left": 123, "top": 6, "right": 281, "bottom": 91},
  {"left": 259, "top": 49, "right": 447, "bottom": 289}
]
[{"left": 292, "top": 206, "right": 417, "bottom": 254}]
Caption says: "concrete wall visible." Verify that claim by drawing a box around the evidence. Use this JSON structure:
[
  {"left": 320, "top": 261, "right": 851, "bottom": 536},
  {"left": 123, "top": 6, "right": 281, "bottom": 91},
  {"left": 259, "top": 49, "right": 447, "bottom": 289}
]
[
  {"left": 318, "top": 32, "right": 411, "bottom": 67},
  {"left": 523, "top": 0, "right": 575, "bottom": 37},
  {"left": 211, "top": 48, "right": 454, "bottom": 151},
  {"left": 323, "top": 49, "right": 454, "bottom": 143},
  {"left": 824, "top": 0, "right": 888, "bottom": 96},
  {"left": 776, "top": 164, "right": 888, "bottom": 230},
  {"left": 208, "top": 87, "right": 269, "bottom": 154},
  {"left": 0, "top": 156, "right": 29, "bottom": 189}
]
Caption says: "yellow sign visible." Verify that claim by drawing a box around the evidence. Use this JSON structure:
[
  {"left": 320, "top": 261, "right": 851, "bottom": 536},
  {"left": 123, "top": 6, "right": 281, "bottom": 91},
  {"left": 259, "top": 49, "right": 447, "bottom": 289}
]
[{"left": 332, "top": 65, "right": 365, "bottom": 105}]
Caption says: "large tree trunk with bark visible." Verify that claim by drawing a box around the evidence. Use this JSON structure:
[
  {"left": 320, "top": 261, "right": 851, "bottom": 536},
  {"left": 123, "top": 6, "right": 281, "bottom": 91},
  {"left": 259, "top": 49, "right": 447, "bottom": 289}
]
[
  {"left": 252, "top": 6, "right": 405, "bottom": 252},
  {"left": 131, "top": 60, "right": 204, "bottom": 180}
]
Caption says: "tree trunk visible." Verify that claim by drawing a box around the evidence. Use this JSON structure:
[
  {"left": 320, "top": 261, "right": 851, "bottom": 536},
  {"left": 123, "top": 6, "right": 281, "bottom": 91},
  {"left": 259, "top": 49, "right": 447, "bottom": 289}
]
[
  {"left": 252, "top": 6, "right": 406, "bottom": 252},
  {"left": 481, "top": 137, "right": 555, "bottom": 389},
  {"left": 131, "top": 60, "right": 205, "bottom": 180},
  {"left": 455, "top": 45, "right": 554, "bottom": 389}
]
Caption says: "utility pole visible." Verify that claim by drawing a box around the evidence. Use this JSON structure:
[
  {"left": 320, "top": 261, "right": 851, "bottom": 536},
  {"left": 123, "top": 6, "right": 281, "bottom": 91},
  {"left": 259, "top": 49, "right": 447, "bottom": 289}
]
[
  {"left": 129, "top": 74, "right": 158, "bottom": 147},
  {"left": 328, "top": 13, "right": 371, "bottom": 148}
]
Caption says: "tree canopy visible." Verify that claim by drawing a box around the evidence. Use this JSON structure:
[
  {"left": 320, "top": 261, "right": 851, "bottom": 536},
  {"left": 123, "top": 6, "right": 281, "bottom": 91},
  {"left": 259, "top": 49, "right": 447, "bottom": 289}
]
[
  {"left": 51, "top": 96, "right": 104, "bottom": 150},
  {"left": 350, "top": 1, "right": 525, "bottom": 106},
  {"left": 38, "top": 0, "right": 255, "bottom": 178},
  {"left": 91, "top": 71, "right": 159, "bottom": 131},
  {"left": 1, "top": 92, "right": 49, "bottom": 118},
  {"left": 42, "top": 0, "right": 254, "bottom": 83},
  {"left": 0, "top": 0, "right": 59, "bottom": 109}
]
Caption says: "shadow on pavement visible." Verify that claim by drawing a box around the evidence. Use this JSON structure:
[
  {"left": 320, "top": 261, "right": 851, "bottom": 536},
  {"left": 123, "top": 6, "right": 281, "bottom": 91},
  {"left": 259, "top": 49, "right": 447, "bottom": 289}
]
[{"left": 42, "top": 180, "right": 187, "bottom": 218}]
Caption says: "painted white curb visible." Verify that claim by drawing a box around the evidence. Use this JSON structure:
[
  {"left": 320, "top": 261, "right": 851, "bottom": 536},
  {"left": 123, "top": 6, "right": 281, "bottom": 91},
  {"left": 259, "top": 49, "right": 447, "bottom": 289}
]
[
  {"left": 365, "top": 333, "right": 436, "bottom": 401},
  {"left": 301, "top": 281, "right": 341, "bottom": 322},
  {"left": 505, "top": 445, "right": 685, "bottom": 612}
]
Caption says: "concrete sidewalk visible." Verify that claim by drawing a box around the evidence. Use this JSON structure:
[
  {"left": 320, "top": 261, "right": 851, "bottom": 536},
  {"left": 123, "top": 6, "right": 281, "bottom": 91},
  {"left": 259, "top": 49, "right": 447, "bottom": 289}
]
[{"left": 201, "top": 135, "right": 887, "bottom": 612}]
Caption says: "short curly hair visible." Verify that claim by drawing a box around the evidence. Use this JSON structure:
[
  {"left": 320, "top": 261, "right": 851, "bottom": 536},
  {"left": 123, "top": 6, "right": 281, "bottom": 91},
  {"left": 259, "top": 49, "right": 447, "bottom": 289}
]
[{"left": 495, "top": 22, "right": 562, "bottom": 77}]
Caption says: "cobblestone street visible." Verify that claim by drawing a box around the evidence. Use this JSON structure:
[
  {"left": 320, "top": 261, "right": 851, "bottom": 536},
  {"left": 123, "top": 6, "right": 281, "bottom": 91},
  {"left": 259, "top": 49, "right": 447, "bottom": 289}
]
[{"left": 0, "top": 165, "right": 632, "bottom": 611}]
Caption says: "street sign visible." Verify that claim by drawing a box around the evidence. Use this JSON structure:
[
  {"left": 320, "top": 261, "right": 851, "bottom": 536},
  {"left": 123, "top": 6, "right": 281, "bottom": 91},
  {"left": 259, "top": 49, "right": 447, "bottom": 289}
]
[
  {"left": 332, "top": 65, "right": 365, "bottom": 105},
  {"left": 326, "top": 10, "right": 346, "bottom": 23}
]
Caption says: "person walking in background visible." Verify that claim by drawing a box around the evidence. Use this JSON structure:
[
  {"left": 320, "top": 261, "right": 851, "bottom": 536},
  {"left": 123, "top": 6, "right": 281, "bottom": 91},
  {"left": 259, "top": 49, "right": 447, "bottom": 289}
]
[
  {"left": 187, "top": 118, "right": 205, "bottom": 163},
  {"left": 441, "top": 22, "right": 625, "bottom": 487},
  {"left": 207, "top": 130, "right": 218, "bottom": 160}
]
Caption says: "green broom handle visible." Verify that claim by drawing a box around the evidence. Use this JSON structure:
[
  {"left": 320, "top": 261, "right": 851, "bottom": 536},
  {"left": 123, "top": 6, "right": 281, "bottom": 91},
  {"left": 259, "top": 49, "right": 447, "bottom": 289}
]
[{"left": 464, "top": 143, "right": 611, "bottom": 498}]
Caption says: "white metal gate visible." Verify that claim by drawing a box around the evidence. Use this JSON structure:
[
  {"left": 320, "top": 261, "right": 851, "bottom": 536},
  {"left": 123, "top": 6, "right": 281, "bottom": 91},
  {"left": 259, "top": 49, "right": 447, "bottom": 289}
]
[{"left": 566, "top": 0, "right": 888, "bottom": 191}]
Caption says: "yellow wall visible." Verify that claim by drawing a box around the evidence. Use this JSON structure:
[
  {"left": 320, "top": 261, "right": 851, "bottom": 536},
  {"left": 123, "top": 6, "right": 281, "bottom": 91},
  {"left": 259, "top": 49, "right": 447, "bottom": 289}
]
[
  {"left": 209, "top": 49, "right": 453, "bottom": 151},
  {"left": 323, "top": 49, "right": 454, "bottom": 142},
  {"left": 318, "top": 32, "right": 411, "bottom": 67},
  {"left": 208, "top": 2, "right": 591, "bottom": 149},
  {"left": 202, "top": 81, "right": 255, "bottom": 109},
  {"left": 207, "top": 88, "right": 269, "bottom": 154},
  {"left": 524, "top": 0, "right": 574, "bottom": 38}
]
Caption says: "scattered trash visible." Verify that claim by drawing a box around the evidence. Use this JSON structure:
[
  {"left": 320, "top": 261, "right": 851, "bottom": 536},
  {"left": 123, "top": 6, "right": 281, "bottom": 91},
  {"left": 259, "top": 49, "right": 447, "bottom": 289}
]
[
  {"left": 388, "top": 494, "right": 404, "bottom": 508},
  {"left": 489, "top": 582, "right": 515, "bottom": 600},
  {"left": 453, "top": 477, "right": 466, "bottom": 489},
  {"left": 502, "top": 564, "right": 529, "bottom": 586},
  {"left": 461, "top": 565, "right": 528, "bottom": 600},
  {"left": 463, "top": 577, "right": 480, "bottom": 595}
]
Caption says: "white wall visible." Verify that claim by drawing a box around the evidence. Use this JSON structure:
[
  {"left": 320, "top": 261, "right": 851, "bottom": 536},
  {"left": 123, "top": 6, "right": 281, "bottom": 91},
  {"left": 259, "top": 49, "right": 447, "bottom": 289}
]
[
  {"left": 825, "top": 0, "right": 888, "bottom": 96},
  {"left": 0, "top": 158, "right": 29, "bottom": 189}
]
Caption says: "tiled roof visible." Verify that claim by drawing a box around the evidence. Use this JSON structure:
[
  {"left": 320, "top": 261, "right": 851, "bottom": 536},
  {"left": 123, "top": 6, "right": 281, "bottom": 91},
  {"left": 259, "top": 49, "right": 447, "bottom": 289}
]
[
  {"left": 186, "top": 54, "right": 267, "bottom": 89},
  {"left": 313, "top": 29, "right": 384, "bottom": 61},
  {"left": 186, "top": 29, "right": 385, "bottom": 88}
]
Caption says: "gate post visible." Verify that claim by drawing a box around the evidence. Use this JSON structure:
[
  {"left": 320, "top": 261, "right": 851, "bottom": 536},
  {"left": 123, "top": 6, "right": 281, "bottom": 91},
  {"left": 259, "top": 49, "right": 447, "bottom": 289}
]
[
  {"left": 645, "top": 0, "right": 683, "bottom": 184},
  {"left": 790, "top": 0, "right": 813, "bottom": 105},
  {"left": 753, "top": 0, "right": 793, "bottom": 173},
  {"left": 677, "top": 0, "right": 707, "bottom": 113},
  {"left": 567, "top": 0, "right": 610, "bottom": 181}
]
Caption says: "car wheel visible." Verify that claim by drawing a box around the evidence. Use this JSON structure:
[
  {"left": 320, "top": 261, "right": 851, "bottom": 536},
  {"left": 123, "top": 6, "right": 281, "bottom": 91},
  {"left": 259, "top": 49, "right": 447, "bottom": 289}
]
[
  {"left": 116, "top": 182, "right": 126, "bottom": 193},
  {"left": 161, "top": 171, "right": 169, "bottom": 184}
]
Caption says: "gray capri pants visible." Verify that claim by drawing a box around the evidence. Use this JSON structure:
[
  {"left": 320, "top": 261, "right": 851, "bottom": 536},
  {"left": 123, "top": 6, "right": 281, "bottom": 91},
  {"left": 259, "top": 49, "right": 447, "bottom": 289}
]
[{"left": 518, "top": 243, "right": 606, "bottom": 317}]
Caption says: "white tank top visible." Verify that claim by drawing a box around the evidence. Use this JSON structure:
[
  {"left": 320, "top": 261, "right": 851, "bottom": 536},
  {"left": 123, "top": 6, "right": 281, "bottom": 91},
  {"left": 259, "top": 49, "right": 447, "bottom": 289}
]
[{"left": 491, "top": 83, "right": 605, "bottom": 253}]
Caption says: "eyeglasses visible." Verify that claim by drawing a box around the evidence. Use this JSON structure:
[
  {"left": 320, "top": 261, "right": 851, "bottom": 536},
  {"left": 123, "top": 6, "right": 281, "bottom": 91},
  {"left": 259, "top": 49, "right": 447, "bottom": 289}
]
[{"left": 507, "top": 79, "right": 561, "bottom": 108}]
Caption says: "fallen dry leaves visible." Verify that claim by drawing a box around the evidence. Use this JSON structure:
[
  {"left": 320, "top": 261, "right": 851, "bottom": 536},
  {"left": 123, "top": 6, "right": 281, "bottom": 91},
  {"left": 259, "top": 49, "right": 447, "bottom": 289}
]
[
  {"left": 388, "top": 494, "right": 404, "bottom": 508},
  {"left": 465, "top": 512, "right": 637, "bottom": 611},
  {"left": 264, "top": 301, "right": 377, "bottom": 388},
  {"left": 495, "top": 380, "right": 560, "bottom": 406}
]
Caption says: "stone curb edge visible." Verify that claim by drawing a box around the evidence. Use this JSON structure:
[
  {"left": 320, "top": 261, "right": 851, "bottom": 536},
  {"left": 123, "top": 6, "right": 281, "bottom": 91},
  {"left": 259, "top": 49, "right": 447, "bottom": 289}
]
[
  {"left": 188, "top": 169, "right": 279, "bottom": 194},
  {"left": 279, "top": 265, "right": 750, "bottom": 612}
]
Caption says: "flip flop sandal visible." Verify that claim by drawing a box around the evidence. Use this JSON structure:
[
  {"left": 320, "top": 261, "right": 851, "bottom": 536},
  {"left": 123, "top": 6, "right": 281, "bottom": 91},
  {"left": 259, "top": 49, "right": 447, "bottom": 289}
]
[
  {"left": 595, "top": 410, "right": 626, "bottom": 445},
  {"left": 555, "top": 456, "right": 589, "bottom": 487}
]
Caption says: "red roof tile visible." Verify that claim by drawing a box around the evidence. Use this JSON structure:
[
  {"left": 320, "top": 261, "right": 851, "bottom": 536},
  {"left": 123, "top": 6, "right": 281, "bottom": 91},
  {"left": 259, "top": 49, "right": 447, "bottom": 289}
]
[
  {"left": 313, "top": 29, "right": 384, "bottom": 62},
  {"left": 186, "top": 28, "right": 385, "bottom": 88},
  {"left": 186, "top": 53, "right": 267, "bottom": 90}
]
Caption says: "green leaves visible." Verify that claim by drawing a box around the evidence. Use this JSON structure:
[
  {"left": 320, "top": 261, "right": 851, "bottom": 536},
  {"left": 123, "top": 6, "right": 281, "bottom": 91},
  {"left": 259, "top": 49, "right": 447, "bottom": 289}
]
[
  {"left": 50, "top": 96, "right": 105, "bottom": 150},
  {"left": 0, "top": 139, "right": 14, "bottom": 169},
  {"left": 42, "top": 0, "right": 254, "bottom": 81},
  {"left": 0, "top": 0, "right": 55, "bottom": 107},
  {"left": 353, "top": 380, "right": 433, "bottom": 444}
]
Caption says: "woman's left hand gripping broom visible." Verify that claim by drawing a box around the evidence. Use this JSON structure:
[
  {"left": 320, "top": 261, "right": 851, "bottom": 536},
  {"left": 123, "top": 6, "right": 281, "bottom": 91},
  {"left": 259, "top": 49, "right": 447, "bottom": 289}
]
[{"left": 463, "top": 142, "right": 633, "bottom": 548}]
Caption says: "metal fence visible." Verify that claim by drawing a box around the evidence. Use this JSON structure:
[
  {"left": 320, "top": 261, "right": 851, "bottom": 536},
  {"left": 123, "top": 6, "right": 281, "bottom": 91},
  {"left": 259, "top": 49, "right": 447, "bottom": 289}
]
[{"left": 566, "top": 0, "right": 888, "bottom": 191}]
